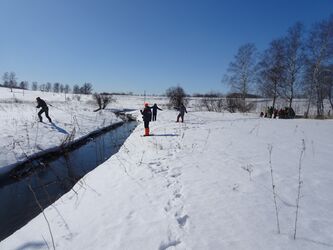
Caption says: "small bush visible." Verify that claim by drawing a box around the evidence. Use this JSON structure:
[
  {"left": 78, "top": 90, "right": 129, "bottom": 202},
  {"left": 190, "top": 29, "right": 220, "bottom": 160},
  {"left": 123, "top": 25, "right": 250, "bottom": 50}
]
[
  {"left": 200, "top": 97, "right": 226, "bottom": 112},
  {"left": 93, "top": 93, "right": 115, "bottom": 111},
  {"left": 73, "top": 95, "right": 81, "bottom": 101},
  {"left": 226, "top": 97, "right": 255, "bottom": 113}
]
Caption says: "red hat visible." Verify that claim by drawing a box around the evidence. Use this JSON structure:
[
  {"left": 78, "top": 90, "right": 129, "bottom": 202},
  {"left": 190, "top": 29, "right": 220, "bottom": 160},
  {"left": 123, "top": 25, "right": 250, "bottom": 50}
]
[{"left": 144, "top": 103, "right": 149, "bottom": 107}]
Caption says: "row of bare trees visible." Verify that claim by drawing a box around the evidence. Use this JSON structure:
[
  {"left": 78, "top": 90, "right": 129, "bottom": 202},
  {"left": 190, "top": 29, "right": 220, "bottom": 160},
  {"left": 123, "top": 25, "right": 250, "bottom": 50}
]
[
  {"left": 1, "top": 72, "right": 25, "bottom": 92},
  {"left": 37, "top": 82, "right": 71, "bottom": 94},
  {"left": 224, "top": 15, "right": 333, "bottom": 117},
  {"left": 1, "top": 72, "right": 93, "bottom": 95}
]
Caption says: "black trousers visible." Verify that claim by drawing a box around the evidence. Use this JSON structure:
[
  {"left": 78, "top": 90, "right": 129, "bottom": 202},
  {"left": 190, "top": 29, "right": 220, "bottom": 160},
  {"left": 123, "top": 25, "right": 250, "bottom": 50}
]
[
  {"left": 177, "top": 114, "right": 184, "bottom": 122},
  {"left": 144, "top": 121, "right": 150, "bottom": 129},
  {"left": 152, "top": 113, "right": 157, "bottom": 121},
  {"left": 38, "top": 107, "right": 52, "bottom": 122}
]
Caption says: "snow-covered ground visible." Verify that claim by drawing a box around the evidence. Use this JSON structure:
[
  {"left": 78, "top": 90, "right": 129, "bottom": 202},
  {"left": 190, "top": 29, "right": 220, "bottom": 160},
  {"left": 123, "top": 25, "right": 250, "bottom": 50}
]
[
  {"left": 1, "top": 92, "right": 333, "bottom": 249},
  {"left": 0, "top": 87, "right": 142, "bottom": 174},
  {"left": 0, "top": 86, "right": 173, "bottom": 174}
]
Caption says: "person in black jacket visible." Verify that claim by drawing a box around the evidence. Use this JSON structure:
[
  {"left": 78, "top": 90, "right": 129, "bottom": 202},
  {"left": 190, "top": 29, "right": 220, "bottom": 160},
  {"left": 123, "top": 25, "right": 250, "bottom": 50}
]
[
  {"left": 140, "top": 103, "right": 152, "bottom": 136},
  {"left": 36, "top": 97, "right": 52, "bottom": 123},
  {"left": 151, "top": 103, "right": 162, "bottom": 121}
]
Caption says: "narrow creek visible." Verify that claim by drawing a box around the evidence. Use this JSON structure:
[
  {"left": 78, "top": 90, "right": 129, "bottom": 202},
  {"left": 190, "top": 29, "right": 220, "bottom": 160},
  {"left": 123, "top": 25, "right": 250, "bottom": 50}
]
[{"left": 0, "top": 120, "right": 137, "bottom": 241}]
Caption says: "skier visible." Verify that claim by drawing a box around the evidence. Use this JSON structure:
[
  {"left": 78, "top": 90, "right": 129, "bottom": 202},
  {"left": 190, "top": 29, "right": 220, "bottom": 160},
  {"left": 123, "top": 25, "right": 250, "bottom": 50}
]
[
  {"left": 36, "top": 97, "right": 52, "bottom": 123},
  {"left": 140, "top": 103, "right": 152, "bottom": 136},
  {"left": 151, "top": 103, "right": 162, "bottom": 121},
  {"left": 176, "top": 103, "right": 187, "bottom": 123}
]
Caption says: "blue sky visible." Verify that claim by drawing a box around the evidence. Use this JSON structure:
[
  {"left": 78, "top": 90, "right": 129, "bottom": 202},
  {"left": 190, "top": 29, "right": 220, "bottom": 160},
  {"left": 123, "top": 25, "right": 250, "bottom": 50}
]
[{"left": 0, "top": 0, "right": 332, "bottom": 94}]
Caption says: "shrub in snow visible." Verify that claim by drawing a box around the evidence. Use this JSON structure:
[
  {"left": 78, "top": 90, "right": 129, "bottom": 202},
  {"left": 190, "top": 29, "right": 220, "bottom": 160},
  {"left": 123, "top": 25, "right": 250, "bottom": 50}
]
[
  {"left": 294, "top": 139, "right": 306, "bottom": 239},
  {"left": 93, "top": 93, "right": 115, "bottom": 111},
  {"left": 268, "top": 144, "right": 280, "bottom": 234},
  {"left": 226, "top": 97, "right": 255, "bottom": 113}
]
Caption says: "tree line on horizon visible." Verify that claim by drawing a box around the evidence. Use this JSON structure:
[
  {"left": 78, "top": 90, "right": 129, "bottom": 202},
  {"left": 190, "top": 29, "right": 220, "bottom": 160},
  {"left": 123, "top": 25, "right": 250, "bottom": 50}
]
[{"left": 0, "top": 71, "right": 93, "bottom": 95}]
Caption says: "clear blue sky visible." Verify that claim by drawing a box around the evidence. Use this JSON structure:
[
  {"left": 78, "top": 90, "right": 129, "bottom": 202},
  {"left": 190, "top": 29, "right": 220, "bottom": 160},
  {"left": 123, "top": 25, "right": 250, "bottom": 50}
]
[{"left": 0, "top": 0, "right": 332, "bottom": 95}]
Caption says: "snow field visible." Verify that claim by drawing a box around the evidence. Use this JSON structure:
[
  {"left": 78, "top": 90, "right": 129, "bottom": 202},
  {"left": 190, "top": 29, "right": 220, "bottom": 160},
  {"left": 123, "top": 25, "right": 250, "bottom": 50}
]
[{"left": 1, "top": 107, "right": 333, "bottom": 249}]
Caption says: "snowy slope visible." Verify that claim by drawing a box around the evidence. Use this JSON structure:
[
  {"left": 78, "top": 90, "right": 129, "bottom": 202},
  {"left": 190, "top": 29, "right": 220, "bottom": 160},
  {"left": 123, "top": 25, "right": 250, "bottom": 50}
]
[
  {"left": 1, "top": 107, "right": 333, "bottom": 249},
  {"left": 0, "top": 87, "right": 123, "bottom": 173}
]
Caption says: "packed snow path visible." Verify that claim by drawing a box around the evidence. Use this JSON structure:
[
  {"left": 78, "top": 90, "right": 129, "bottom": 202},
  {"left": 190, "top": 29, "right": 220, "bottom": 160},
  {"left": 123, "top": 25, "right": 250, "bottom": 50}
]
[{"left": 2, "top": 110, "right": 333, "bottom": 250}]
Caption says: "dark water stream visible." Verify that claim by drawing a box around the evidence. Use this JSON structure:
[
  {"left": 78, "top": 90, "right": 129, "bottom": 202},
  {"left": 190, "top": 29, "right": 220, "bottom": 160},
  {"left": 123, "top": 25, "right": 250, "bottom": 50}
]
[{"left": 0, "top": 121, "right": 137, "bottom": 241}]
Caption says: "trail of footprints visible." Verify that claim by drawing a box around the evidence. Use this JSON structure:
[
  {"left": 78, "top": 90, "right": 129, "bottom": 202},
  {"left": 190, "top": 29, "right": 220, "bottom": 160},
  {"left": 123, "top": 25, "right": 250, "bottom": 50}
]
[{"left": 147, "top": 153, "right": 189, "bottom": 249}]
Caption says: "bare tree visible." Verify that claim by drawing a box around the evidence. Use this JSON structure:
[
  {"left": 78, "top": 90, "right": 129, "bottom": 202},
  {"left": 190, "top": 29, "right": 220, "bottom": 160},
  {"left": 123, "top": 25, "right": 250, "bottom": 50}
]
[
  {"left": 165, "top": 86, "right": 188, "bottom": 108},
  {"left": 8, "top": 72, "right": 17, "bottom": 92},
  {"left": 53, "top": 82, "right": 60, "bottom": 93},
  {"left": 224, "top": 43, "right": 258, "bottom": 100},
  {"left": 80, "top": 82, "right": 93, "bottom": 95},
  {"left": 305, "top": 15, "right": 333, "bottom": 117},
  {"left": 225, "top": 95, "right": 255, "bottom": 113},
  {"left": 45, "top": 82, "right": 52, "bottom": 92},
  {"left": 327, "top": 65, "right": 333, "bottom": 111},
  {"left": 200, "top": 97, "right": 226, "bottom": 112},
  {"left": 19, "top": 81, "right": 28, "bottom": 96},
  {"left": 282, "top": 22, "right": 305, "bottom": 108},
  {"left": 2, "top": 72, "right": 9, "bottom": 87},
  {"left": 39, "top": 83, "right": 46, "bottom": 92},
  {"left": 19, "top": 81, "right": 29, "bottom": 89},
  {"left": 318, "top": 64, "right": 333, "bottom": 112},
  {"left": 60, "top": 84, "right": 65, "bottom": 93},
  {"left": 31, "top": 81, "right": 38, "bottom": 91},
  {"left": 93, "top": 93, "right": 115, "bottom": 111},
  {"left": 257, "top": 39, "right": 286, "bottom": 110},
  {"left": 64, "top": 84, "right": 71, "bottom": 100},
  {"left": 64, "top": 84, "right": 70, "bottom": 94},
  {"left": 73, "top": 84, "right": 80, "bottom": 94}
]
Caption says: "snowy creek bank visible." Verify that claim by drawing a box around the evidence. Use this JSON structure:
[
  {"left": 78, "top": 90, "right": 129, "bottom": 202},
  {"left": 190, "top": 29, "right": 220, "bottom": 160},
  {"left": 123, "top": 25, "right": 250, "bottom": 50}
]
[{"left": 0, "top": 120, "right": 137, "bottom": 241}]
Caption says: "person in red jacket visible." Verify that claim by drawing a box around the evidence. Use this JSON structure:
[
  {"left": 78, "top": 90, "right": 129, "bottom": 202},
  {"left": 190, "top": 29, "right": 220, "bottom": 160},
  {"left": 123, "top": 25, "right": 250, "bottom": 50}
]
[{"left": 140, "top": 103, "right": 152, "bottom": 136}]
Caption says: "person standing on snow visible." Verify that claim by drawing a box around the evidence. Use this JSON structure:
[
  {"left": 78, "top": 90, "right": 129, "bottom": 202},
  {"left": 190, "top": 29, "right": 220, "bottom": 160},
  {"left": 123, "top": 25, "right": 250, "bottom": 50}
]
[
  {"left": 176, "top": 103, "right": 187, "bottom": 123},
  {"left": 36, "top": 97, "right": 52, "bottom": 123},
  {"left": 151, "top": 103, "right": 162, "bottom": 121},
  {"left": 140, "top": 103, "right": 152, "bottom": 136}
]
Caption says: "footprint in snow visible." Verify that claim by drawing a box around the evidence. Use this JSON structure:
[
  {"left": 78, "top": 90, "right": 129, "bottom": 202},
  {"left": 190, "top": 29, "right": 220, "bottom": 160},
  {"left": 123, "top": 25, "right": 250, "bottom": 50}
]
[
  {"left": 159, "top": 240, "right": 181, "bottom": 250},
  {"left": 126, "top": 210, "right": 135, "bottom": 219},
  {"left": 170, "top": 172, "right": 181, "bottom": 178},
  {"left": 176, "top": 214, "right": 189, "bottom": 227},
  {"left": 149, "top": 161, "right": 161, "bottom": 166},
  {"left": 164, "top": 201, "right": 172, "bottom": 212},
  {"left": 232, "top": 184, "right": 240, "bottom": 191},
  {"left": 159, "top": 231, "right": 181, "bottom": 250}
]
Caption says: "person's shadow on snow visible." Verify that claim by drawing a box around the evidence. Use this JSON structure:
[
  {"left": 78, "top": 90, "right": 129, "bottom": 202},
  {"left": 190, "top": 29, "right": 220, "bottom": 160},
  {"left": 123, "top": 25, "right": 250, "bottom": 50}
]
[
  {"left": 50, "top": 122, "right": 69, "bottom": 135},
  {"left": 152, "top": 134, "right": 179, "bottom": 137}
]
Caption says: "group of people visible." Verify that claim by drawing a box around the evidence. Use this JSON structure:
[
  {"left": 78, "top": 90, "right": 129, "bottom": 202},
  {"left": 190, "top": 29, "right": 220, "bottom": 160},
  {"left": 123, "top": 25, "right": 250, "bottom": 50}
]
[
  {"left": 34, "top": 96, "right": 188, "bottom": 137},
  {"left": 140, "top": 103, "right": 187, "bottom": 136},
  {"left": 260, "top": 106, "right": 296, "bottom": 119},
  {"left": 140, "top": 103, "right": 162, "bottom": 136}
]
